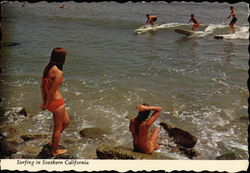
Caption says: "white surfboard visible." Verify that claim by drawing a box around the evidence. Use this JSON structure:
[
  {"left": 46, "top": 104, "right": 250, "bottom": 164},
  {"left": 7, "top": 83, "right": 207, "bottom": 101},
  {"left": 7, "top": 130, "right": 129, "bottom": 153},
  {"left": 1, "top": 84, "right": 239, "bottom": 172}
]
[
  {"left": 134, "top": 25, "right": 159, "bottom": 34},
  {"left": 174, "top": 29, "right": 194, "bottom": 36}
]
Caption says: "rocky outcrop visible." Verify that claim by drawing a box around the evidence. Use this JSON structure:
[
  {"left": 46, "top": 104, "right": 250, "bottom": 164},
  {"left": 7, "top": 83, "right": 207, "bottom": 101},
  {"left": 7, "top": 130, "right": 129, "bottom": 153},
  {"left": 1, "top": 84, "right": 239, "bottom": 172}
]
[
  {"left": 0, "top": 136, "right": 24, "bottom": 158},
  {"left": 79, "top": 127, "right": 108, "bottom": 139},
  {"left": 96, "top": 144, "right": 174, "bottom": 160},
  {"left": 160, "top": 122, "right": 198, "bottom": 148},
  {"left": 36, "top": 144, "right": 76, "bottom": 159}
]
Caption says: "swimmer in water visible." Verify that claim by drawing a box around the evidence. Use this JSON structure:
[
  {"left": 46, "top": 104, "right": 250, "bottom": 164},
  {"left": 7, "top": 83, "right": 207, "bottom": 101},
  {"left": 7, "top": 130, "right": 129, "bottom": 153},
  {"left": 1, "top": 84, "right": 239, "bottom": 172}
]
[
  {"left": 188, "top": 14, "right": 200, "bottom": 31},
  {"left": 226, "top": 6, "right": 237, "bottom": 33}
]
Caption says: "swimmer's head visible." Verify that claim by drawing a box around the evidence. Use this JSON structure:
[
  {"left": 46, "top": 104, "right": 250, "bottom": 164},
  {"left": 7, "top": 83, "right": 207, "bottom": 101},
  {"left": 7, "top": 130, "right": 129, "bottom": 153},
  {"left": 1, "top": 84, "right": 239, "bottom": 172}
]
[
  {"left": 230, "top": 6, "right": 234, "bottom": 10},
  {"left": 191, "top": 14, "right": 194, "bottom": 17},
  {"left": 146, "top": 14, "right": 150, "bottom": 17}
]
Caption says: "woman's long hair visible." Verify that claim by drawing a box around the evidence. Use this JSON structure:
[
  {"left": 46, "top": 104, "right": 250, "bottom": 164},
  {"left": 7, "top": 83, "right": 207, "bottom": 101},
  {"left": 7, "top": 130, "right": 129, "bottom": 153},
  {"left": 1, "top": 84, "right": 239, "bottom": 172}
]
[
  {"left": 135, "top": 103, "right": 151, "bottom": 134},
  {"left": 43, "top": 48, "right": 67, "bottom": 78}
]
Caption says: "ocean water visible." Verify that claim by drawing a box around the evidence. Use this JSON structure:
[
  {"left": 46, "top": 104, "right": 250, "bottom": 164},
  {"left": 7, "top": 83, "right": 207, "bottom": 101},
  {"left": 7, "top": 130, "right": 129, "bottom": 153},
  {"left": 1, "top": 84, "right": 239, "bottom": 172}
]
[{"left": 0, "top": 1, "right": 249, "bottom": 159}]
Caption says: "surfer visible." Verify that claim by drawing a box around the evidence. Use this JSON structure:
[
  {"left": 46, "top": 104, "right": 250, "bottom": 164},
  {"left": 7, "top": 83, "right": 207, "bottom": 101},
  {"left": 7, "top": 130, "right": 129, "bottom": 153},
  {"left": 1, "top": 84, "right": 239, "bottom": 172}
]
[
  {"left": 41, "top": 48, "right": 70, "bottom": 157},
  {"left": 226, "top": 6, "right": 237, "bottom": 33},
  {"left": 129, "top": 104, "right": 161, "bottom": 154},
  {"left": 188, "top": 14, "right": 200, "bottom": 31},
  {"left": 146, "top": 14, "right": 157, "bottom": 27}
]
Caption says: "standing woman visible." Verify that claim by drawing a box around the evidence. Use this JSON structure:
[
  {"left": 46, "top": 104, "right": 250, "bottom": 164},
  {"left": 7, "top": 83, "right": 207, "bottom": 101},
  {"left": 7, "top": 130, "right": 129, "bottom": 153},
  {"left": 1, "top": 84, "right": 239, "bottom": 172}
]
[{"left": 41, "top": 48, "right": 70, "bottom": 156}]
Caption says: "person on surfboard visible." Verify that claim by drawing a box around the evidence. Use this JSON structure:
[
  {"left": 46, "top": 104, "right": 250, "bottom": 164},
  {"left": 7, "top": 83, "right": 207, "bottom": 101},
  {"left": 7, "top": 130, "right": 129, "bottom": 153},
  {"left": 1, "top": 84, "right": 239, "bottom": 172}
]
[
  {"left": 129, "top": 104, "right": 161, "bottom": 154},
  {"left": 146, "top": 14, "right": 157, "bottom": 27},
  {"left": 225, "top": 6, "right": 237, "bottom": 33},
  {"left": 188, "top": 14, "right": 200, "bottom": 31}
]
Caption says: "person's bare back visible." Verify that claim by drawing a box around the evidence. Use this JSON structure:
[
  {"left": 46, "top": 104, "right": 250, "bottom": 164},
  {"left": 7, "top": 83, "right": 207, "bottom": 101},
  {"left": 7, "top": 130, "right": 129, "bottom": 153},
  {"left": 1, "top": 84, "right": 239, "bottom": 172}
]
[{"left": 129, "top": 104, "right": 161, "bottom": 154}]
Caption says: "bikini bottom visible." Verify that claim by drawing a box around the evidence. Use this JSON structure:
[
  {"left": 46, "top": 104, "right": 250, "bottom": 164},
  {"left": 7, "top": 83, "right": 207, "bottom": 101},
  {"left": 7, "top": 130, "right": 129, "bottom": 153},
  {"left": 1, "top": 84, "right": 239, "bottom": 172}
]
[{"left": 47, "top": 99, "right": 65, "bottom": 112}]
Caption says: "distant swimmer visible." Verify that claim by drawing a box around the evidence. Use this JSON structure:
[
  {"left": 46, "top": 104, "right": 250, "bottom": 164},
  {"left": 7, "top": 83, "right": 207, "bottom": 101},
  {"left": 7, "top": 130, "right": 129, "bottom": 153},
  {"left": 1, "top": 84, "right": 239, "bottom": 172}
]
[
  {"left": 226, "top": 6, "right": 237, "bottom": 33},
  {"left": 59, "top": 4, "right": 65, "bottom": 8},
  {"left": 146, "top": 14, "right": 157, "bottom": 27},
  {"left": 129, "top": 104, "right": 161, "bottom": 154},
  {"left": 22, "top": 2, "right": 25, "bottom": 7},
  {"left": 188, "top": 14, "right": 200, "bottom": 31}
]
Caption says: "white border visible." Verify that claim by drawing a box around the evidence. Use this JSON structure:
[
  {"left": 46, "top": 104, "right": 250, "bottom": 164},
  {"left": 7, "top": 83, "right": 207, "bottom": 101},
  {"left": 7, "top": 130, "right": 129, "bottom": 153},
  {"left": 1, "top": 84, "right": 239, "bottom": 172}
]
[{"left": 1, "top": 159, "right": 249, "bottom": 172}]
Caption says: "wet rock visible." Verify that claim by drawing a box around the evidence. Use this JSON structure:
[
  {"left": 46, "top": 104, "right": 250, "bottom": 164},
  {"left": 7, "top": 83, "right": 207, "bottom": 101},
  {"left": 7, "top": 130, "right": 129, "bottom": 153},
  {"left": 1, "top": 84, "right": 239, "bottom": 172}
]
[
  {"left": 179, "top": 147, "right": 200, "bottom": 159},
  {"left": 36, "top": 143, "right": 76, "bottom": 159},
  {"left": 0, "top": 125, "right": 20, "bottom": 138},
  {"left": 0, "top": 138, "right": 21, "bottom": 158},
  {"left": 0, "top": 142, "right": 17, "bottom": 158},
  {"left": 235, "top": 107, "right": 248, "bottom": 121},
  {"left": 0, "top": 132, "right": 6, "bottom": 142},
  {"left": 96, "top": 144, "right": 174, "bottom": 160},
  {"left": 20, "top": 146, "right": 43, "bottom": 159},
  {"left": 63, "top": 136, "right": 80, "bottom": 144},
  {"left": 79, "top": 127, "right": 108, "bottom": 139},
  {"left": 216, "top": 152, "right": 237, "bottom": 160},
  {"left": 160, "top": 122, "right": 197, "bottom": 148},
  {"left": 17, "top": 108, "right": 28, "bottom": 116},
  {"left": 21, "top": 134, "right": 49, "bottom": 141}
]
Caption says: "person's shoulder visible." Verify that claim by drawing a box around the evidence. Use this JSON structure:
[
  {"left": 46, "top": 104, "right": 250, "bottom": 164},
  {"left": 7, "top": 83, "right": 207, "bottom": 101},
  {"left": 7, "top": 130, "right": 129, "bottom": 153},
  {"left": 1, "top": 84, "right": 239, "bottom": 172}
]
[
  {"left": 130, "top": 117, "right": 136, "bottom": 122},
  {"left": 50, "top": 66, "right": 63, "bottom": 76}
]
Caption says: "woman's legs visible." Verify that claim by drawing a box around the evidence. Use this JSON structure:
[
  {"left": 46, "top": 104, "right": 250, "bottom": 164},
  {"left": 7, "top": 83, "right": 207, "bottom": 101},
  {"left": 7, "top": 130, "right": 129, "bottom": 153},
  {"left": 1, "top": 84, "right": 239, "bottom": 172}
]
[
  {"left": 150, "top": 128, "right": 160, "bottom": 150},
  {"left": 144, "top": 128, "right": 160, "bottom": 154},
  {"left": 230, "top": 23, "right": 236, "bottom": 33},
  {"left": 62, "top": 109, "right": 70, "bottom": 132},
  {"left": 50, "top": 105, "right": 69, "bottom": 156}
]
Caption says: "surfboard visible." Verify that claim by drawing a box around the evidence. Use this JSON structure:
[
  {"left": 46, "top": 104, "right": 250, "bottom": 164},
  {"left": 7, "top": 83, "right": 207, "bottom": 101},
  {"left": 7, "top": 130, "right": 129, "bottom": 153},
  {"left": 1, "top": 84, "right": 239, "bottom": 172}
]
[
  {"left": 174, "top": 29, "right": 194, "bottom": 36},
  {"left": 134, "top": 25, "right": 159, "bottom": 34}
]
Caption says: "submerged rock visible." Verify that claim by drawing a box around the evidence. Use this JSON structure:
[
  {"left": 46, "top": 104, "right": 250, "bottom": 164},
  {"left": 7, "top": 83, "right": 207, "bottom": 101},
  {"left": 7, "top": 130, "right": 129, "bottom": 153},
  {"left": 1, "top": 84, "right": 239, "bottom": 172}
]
[
  {"left": 21, "top": 134, "right": 49, "bottom": 141},
  {"left": 17, "top": 108, "right": 28, "bottom": 116},
  {"left": 79, "top": 127, "right": 108, "bottom": 139},
  {"left": 160, "top": 122, "right": 197, "bottom": 148},
  {"left": 96, "top": 144, "right": 174, "bottom": 160},
  {"left": 3, "top": 42, "right": 20, "bottom": 47},
  {"left": 216, "top": 152, "right": 237, "bottom": 160},
  {"left": 179, "top": 147, "right": 200, "bottom": 159},
  {"left": 36, "top": 143, "right": 76, "bottom": 159},
  {"left": 63, "top": 136, "right": 80, "bottom": 144}
]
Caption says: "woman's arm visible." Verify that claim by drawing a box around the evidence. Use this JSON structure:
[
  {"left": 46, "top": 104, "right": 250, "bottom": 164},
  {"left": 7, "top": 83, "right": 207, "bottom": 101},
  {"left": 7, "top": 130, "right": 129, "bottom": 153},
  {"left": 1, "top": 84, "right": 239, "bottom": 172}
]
[
  {"left": 40, "top": 81, "right": 47, "bottom": 110},
  {"left": 48, "top": 66, "right": 63, "bottom": 96},
  {"left": 136, "top": 104, "right": 162, "bottom": 127},
  {"left": 145, "top": 106, "right": 162, "bottom": 126}
]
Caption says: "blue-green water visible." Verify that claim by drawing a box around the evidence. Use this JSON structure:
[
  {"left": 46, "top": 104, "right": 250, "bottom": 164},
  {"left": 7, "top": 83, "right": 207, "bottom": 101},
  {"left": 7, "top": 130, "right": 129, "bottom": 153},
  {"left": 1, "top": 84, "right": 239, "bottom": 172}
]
[{"left": 1, "top": 1, "right": 248, "bottom": 159}]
